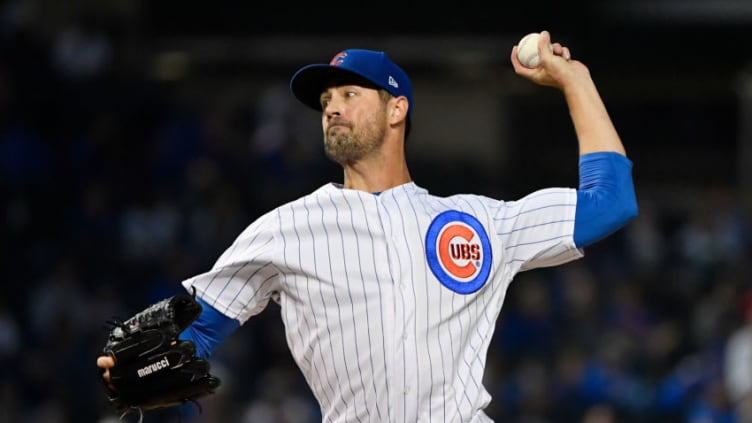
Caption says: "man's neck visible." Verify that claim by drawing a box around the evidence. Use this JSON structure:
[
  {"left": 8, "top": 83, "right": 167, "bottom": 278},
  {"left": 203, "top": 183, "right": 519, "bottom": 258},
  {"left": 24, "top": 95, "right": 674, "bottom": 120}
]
[{"left": 341, "top": 157, "right": 412, "bottom": 193}]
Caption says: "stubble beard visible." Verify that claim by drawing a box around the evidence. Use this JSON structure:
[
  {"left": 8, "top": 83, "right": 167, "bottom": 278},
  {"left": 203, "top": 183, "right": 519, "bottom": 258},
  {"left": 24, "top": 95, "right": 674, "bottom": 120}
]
[{"left": 323, "top": 112, "right": 386, "bottom": 165}]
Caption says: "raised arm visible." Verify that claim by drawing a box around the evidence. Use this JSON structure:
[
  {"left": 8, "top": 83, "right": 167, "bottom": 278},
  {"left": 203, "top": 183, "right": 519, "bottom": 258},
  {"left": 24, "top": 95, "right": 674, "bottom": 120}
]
[
  {"left": 511, "top": 30, "right": 626, "bottom": 156},
  {"left": 511, "top": 31, "right": 638, "bottom": 247}
]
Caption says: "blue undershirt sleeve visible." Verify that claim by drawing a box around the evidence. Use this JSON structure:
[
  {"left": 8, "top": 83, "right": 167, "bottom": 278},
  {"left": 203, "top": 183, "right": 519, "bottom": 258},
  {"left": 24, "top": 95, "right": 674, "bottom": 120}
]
[
  {"left": 573, "top": 151, "right": 638, "bottom": 248},
  {"left": 179, "top": 296, "right": 240, "bottom": 359}
]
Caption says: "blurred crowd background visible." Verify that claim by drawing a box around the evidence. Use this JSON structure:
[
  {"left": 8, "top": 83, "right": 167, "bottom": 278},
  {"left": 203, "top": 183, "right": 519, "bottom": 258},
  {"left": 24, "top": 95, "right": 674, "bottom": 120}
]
[{"left": 2, "top": 1, "right": 752, "bottom": 422}]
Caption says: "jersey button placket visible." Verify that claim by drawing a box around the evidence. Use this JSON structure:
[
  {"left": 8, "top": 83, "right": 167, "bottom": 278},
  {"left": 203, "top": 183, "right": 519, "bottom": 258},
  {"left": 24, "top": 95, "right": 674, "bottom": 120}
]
[{"left": 377, "top": 194, "right": 406, "bottom": 416}]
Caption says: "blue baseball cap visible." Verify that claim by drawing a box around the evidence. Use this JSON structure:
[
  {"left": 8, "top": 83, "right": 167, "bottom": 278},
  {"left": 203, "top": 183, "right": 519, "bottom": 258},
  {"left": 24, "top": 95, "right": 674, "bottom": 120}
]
[{"left": 290, "top": 49, "right": 413, "bottom": 117}]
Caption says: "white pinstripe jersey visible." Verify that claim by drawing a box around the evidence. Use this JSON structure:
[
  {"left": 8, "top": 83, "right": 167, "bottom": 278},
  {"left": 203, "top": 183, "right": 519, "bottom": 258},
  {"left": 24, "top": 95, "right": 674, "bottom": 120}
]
[{"left": 182, "top": 181, "right": 583, "bottom": 423}]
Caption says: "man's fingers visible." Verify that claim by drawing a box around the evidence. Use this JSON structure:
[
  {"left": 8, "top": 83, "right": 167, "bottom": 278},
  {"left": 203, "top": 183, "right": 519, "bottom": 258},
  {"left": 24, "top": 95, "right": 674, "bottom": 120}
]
[
  {"left": 97, "top": 355, "right": 115, "bottom": 368},
  {"left": 562, "top": 47, "right": 571, "bottom": 60},
  {"left": 97, "top": 355, "right": 116, "bottom": 387},
  {"left": 538, "top": 31, "right": 552, "bottom": 57},
  {"left": 552, "top": 43, "right": 572, "bottom": 61}
]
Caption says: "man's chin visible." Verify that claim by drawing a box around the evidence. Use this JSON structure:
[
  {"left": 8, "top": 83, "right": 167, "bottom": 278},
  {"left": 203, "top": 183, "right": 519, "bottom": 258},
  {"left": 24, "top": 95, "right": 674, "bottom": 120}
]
[{"left": 327, "top": 126, "right": 349, "bottom": 138}]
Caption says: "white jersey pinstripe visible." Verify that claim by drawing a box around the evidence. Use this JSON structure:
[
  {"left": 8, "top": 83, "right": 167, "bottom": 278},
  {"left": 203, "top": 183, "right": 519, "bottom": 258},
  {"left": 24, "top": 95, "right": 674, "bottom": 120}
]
[{"left": 182, "top": 181, "right": 582, "bottom": 423}]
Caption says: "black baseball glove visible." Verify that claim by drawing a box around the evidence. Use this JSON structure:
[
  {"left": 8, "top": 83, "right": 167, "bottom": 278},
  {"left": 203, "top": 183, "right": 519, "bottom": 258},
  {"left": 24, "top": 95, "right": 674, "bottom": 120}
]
[{"left": 101, "top": 292, "right": 220, "bottom": 419}]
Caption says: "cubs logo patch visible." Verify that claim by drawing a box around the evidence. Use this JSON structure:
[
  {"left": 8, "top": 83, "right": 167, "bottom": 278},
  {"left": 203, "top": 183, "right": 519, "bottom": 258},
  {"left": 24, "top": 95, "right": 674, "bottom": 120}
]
[
  {"left": 330, "top": 51, "right": 347, "bottom": 66},
  {"left": 425, "top": 210, "right": 492, "bottom": 294}
]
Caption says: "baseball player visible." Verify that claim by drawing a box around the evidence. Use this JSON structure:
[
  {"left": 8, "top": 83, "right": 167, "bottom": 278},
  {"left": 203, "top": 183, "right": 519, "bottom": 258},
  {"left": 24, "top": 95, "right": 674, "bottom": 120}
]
[{"left": 98, "top": 30, "right": 638, "bottom": 422}]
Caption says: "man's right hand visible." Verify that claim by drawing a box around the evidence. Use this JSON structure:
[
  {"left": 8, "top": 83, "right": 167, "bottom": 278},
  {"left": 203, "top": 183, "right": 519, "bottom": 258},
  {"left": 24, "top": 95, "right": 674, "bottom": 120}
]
[{"left": 96, "top": 355, "right": 116, "bottom": 390}]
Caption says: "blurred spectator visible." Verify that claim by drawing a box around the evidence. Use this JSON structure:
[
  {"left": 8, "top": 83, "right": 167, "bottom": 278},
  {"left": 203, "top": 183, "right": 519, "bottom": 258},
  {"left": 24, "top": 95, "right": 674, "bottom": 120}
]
[
  {"left": 241, "top": 366, "right": 321, "bottom": 423},
  {"left": 685, "top": 372, "right": 736, "bottom": 423},
  {"left": 0, "top": 300, "right": 21, "bottom": 422},
  {"left": 51, "top": 13, "right": 112, "bottom": 80},
  {"left": 497, "top": 272, "right": 557, "bottom": 359},
  {"left": 724, "top": 292, "right": 752, "bottom": 422},
  {"left": 119, "top": 188, "right": 180, "bottom": 262},
  {"left": 624, "top": 197, "right": 668, "bottom": 277},
  {"left": 581, "top": 404, "right": 617, "bottom": 423},
  {"left": 27, "top": 257, "right": 90, "bottom": 342}
]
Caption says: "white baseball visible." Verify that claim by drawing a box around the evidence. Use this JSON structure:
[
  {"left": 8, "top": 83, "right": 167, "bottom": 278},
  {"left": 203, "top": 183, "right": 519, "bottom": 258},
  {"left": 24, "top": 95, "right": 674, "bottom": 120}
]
[{"left": 516, "top": 32, "right": 552, "bottom": 68}]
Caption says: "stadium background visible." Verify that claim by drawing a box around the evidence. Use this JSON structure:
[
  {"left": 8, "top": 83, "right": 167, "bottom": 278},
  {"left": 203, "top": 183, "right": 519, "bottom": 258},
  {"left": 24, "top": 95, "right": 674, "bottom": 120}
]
[{"left": 2, "top": 0, "right": 752, "bottom": 422}]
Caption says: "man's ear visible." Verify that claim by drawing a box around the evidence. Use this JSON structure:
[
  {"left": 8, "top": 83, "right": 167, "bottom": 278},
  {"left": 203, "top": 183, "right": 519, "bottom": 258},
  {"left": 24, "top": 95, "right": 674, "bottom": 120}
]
[{"left": 390, "top": 96, "right": 409, "bottom": 121}]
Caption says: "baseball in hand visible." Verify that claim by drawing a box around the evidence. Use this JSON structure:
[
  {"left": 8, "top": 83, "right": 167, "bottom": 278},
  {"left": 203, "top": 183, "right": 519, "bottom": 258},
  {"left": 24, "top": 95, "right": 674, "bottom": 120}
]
[{"left": 516, "top": 32, "right": 553, "bottom": 68}]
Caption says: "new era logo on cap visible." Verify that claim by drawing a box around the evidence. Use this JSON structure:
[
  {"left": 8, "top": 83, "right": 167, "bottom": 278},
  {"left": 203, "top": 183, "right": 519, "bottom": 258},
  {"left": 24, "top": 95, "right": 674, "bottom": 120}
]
[{"left": 290, "top": 49, "right": 413, "bottom": 117}]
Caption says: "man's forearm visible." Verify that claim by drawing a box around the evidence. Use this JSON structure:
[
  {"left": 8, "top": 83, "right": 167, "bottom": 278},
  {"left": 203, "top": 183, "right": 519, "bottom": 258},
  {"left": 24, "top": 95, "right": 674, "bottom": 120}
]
[{"left": 564, "top": 76, "right": 627, "bottom": 156}]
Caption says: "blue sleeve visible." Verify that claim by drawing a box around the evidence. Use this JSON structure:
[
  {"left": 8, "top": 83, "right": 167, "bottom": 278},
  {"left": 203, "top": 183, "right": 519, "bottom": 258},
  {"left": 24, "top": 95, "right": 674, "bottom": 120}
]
[
  {"left": 573, "top": 151, "right": 638, "bottom": 248},
  {"left": 180, "top": 296, "right": 240, "bottom": 359}
]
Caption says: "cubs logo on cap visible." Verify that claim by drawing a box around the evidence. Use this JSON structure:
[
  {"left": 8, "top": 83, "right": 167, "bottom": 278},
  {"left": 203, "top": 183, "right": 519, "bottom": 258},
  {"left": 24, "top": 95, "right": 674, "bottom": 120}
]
[
  {"left": 329, "top": 52, "right": 347, "bottom": 66},
  {"left": 425, "top": 210, "right": 492, "bottom": 294}
]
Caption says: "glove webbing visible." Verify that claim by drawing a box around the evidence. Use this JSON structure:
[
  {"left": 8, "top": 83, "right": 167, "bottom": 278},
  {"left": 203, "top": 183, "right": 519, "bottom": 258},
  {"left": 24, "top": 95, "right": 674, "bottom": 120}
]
[{"left": 107, "top": 293, "right": 200, "bottom": 345}]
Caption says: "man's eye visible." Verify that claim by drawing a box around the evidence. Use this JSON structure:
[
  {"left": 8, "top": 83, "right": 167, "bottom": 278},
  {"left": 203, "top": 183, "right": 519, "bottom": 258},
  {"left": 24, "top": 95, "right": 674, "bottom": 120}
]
[{"left": 320, "top": 99, "right": 330, "bottom": 108}]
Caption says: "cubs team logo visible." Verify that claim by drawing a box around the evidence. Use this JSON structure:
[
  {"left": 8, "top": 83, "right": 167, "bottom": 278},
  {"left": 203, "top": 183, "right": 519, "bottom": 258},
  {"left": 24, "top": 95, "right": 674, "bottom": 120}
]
[
  {"left": 330, "top": 52, "right": 347, "bottom": 66},
  {"left": 425, "top": 210, "right": 492, "bottom": 294}
]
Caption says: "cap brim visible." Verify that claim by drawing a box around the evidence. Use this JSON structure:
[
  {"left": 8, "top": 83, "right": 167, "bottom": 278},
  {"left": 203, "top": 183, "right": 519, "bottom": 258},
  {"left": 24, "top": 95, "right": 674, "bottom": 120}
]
[{"left": 290, "top": 65, "right": 372, "bottom": 112}]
